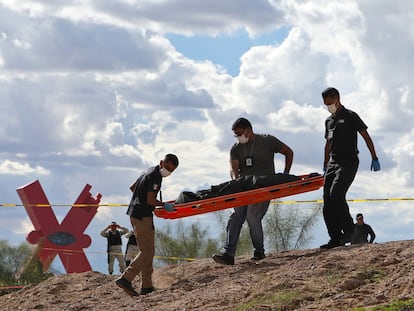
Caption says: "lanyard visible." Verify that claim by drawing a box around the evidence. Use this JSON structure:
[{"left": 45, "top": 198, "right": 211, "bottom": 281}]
[{"left": 244, "top": 137, "right": 256, "bottom": 158}]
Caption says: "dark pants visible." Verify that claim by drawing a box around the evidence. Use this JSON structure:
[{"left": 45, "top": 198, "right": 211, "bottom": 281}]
[{"left": 323, "top": 157, "right": 359, "bottom": 242}]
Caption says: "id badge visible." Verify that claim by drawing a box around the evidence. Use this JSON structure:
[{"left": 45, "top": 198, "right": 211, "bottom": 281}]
[{"left": 245, "top": 157, "right": 253, "bottom": 167}]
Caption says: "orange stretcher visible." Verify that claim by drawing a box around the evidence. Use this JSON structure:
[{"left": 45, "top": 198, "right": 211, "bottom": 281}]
[{"left": 154, "top": 173, "right": 324, "bottom": 219}]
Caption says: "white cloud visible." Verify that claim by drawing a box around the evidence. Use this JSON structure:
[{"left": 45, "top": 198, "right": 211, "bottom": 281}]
[
  {"left": 0, "top": 160, "right": 50, "bottom": 175},
  {"left": 268, "top": 100, "right": 326, "bottom": 133},
  {"left": 13, "top": 218, "right": 35, "bottom": 235},
  {"left": 0, "top": 0, "right": 414, "bottom": 273}
]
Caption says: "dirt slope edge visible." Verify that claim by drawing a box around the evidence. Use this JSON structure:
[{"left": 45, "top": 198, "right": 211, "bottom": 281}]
[{"left": 1, "top": 240, "right": 414, "bottom": 310}]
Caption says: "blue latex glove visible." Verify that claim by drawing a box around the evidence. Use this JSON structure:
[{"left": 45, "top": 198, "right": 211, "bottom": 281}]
[
  {"left": 371, "top": 158, "right": 381, "bottom": 171},
  {"left": 163, "top": 202, "right": 175, "bottom": 212}
]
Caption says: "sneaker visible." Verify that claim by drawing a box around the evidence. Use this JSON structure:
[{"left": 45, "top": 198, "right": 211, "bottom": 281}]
[
  {"left": 141, "top": 287, "right": 155, "bottom": 295},
  {"left": 320, "top": 240, "right": 343, "bottom": 249},
  {"left": 212, "top": 253, "right": 235, "bottom": 265},
  {"left": 251, "top": 251, "right": 265, "bottom": 261},
  {"left": 116, "top": 277, "right": 139, "bottom": 297}
]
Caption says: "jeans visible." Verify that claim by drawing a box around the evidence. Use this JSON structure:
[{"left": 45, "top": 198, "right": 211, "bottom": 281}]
[
  {"left": 224, "top": 201, "right": 270, "bottom": 256},
  {"left": 323, "top": 157, "right": 359, "bottom": 242}
]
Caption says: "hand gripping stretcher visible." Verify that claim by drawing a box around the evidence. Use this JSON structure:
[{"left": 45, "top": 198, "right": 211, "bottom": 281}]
[{"left": 154, "top": 173, "right": 324, "bottom": 219}]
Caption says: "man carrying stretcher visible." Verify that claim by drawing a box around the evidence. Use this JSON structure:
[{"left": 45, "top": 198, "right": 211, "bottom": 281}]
[{"left": 213, "top": 117, "right": 294, "bottom": 265}]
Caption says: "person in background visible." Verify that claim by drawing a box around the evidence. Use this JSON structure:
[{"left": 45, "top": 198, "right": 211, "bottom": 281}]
[
  {"left": 351, "top": 213, "right": 376, "bottom": 244},
  {"left": 320, "top": 87, "right": 380, "bottom": 249},
  {"left": 212, "top": 117, "right": 293, "bottom": 265},
  {"left": 100, "top": 221, "right": 128, "bottom": 275},
  {"left": 124, "top": 228, "right": 139, "bottom": 266},
  {"left": 116, "top": 153, "right": 179, "bottom": 297}
]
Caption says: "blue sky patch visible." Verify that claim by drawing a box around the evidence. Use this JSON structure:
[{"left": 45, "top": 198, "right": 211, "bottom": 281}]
[{"left": 167, "top": 28, "right": 290, "bottom": 76}]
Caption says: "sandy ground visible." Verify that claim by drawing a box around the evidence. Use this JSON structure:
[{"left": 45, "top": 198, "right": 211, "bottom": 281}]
[{"left": 1, "top": 239, "right": 414, "bottom": 310}]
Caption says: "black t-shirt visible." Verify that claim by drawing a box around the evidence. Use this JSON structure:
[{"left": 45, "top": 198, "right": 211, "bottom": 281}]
[
  {"left": 127, "top": 165, "right": 162, "bottom": 219},
  {"left": 325, "top": 106, "right": 367, "bottom": 161}
]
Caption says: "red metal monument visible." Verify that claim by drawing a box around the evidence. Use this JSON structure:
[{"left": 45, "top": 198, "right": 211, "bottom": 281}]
[{"left": 16, "top": 180, "right": 102, "bottom": 273}]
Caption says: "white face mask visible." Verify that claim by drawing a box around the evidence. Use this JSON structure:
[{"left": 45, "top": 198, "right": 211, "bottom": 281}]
[
  {"left": 327, "top": 103, "right": 338, "bottom": 114},
  {"left": 235, "top": 129, "right": 249, "bottom": 144},
  {"left": 159, "top": 167, "right": 171, "bottom": 178},
  {"left": 237, "top": 134, "right": 249, "bottom": 144}
]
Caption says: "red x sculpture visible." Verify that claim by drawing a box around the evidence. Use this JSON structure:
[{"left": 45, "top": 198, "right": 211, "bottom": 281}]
[{"left": 16, "top": 180, "right": 102, "bottom": 274}]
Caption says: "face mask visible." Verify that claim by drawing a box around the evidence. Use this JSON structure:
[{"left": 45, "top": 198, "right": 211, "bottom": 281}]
[
  {"left": 160, "top": 167, "right": 171, "bottom": 178},
  {"left": 237, "top": 134, "right": 249, "bottom": 144},
  {"left": 327, "top": 103, "right": 337, "bottom": 114},
  {"left": 235, "top": 129, "right": 249, "bottom": 144}
]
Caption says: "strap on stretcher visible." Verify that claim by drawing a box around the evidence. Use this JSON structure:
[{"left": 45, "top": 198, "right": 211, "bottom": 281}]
[{"left": 154, "top": 173, "right": 324, "bottom": 219}]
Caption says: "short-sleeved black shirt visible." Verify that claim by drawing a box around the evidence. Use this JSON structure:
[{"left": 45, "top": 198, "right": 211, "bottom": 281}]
[
  {"left": 127, "top": 165, "right": 162, "bottom": 219},
  {"left": 325, "top": 106, "right": 367, "bottom": 161}
]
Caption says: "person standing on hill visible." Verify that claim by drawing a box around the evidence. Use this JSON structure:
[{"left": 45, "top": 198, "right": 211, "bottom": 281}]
[
  {"left": 100, "top": 221, "right": 128, "bottom": 275},
  {"left": 320, "top": 87, "right": 380, "bottom": 249},
  {"left": 124, "top": 228, "right": 139, "bottom": 266}
]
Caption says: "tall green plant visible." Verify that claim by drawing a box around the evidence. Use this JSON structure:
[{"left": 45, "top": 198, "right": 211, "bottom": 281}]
[
  {"left": 215, "top": 210, "right": 253, "bottom": 256},
  {"left": 264, "top": 203, "right": 322, "bottom": 251},
  {"left": 0, "top": 240, "right": 31, "bottom": 286},
  {"left": 0, "top": 240, "right": 53, "bottom": 295},
  {"left": 155, "top": 221, "right": 219, "bottom": 266}
]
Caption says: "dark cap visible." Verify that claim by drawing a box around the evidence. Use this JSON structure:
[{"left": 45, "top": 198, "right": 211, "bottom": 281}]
[{"left": 356, "top": 213, "right": 363, "bottom": 218}]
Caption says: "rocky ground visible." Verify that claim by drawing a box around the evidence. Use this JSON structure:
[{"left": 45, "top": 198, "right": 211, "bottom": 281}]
[{"left": 1, "top": 240, "right": 414, "bottom": 310}]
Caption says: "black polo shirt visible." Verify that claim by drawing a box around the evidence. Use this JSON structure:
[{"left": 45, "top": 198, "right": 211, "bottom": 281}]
[
  {"left": 127, "top": 165, "right": 162, "bottom": 219},
  {"left": 325, "top": 106, "right": 367, "bottom": 161}
]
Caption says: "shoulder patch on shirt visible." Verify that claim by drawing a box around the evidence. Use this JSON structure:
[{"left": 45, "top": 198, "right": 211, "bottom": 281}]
[
  {"left": 338, "top": 119, "right": 345, "bottom": 123},
  {"left": 152, "top": 183, "right": 160, "bottom": 191}
]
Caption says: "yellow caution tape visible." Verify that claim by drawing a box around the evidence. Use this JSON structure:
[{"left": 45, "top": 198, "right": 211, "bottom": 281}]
[
  {"left": 34, "top": 247, "right": 196, "bottom": 261},
  {"left": 2, "top": 198, "right": 414, "bottom": 208}
]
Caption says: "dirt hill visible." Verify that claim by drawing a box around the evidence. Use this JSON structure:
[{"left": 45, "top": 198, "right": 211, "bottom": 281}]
[{"left": 1, "top": 240, "right": 414, "bottom": 311}]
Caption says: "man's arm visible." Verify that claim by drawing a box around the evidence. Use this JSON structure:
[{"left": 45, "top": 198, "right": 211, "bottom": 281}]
[
  {"left": 118, "top": 226, "right": 129, "bottom": 235},
  {"left": 279, "top": 144, "right": 293, "bottom": 174},
  {"left": 367, "top": 224, "right": 376, "bottom": 243},
  {"left": 147, "top": 191, "right": 163, "bottom": 207},
  {"left": 230, "top": 159, "right": 240, "bottom": 180},
  {"left": 359, "top": 129, "right": 378, "bottom": 160},
  {"left": 100, "top": 226, "right": 110, "bottom": 237},
  {"left": 323, "top": 140, "right": 330, "bottom": 171}
]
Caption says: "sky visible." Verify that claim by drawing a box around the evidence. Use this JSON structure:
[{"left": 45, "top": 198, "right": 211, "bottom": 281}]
[{"left": 1, "top": 0, "right": 414, "bottom": 275}]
